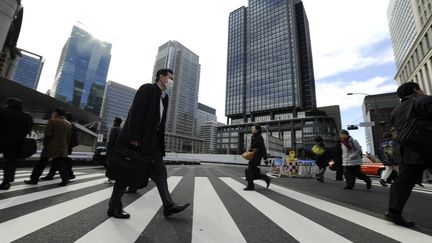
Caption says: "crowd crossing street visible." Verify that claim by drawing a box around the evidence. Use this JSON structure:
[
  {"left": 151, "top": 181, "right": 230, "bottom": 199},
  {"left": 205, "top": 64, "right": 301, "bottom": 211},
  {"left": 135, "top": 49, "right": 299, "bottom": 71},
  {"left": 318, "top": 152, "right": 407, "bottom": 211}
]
[{"left": 0, "top": 164, "right": 432, "bottom": 243}]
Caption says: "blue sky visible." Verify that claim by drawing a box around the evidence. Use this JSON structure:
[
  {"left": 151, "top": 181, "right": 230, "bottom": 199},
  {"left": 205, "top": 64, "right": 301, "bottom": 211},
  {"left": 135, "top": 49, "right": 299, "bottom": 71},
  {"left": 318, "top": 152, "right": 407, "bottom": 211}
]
[{"left": 18, "top": 0, "right": 395, "bottom": 152}]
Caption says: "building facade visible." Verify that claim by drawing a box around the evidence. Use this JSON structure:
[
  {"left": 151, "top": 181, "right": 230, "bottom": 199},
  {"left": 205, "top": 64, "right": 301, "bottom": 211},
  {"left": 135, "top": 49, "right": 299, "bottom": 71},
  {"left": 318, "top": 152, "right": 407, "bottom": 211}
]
[
  {"left": 196, "top": 103, "right": 217, "bottom": 137},
  {"left": 391, "top": 0, "right": 432, "bottom": 94},
  {"left": 226, "top": 0, "right": 316, "bottom": 125},
  {"left": 7, "top": 49, "right": 44, "bottom": 89},
  {"left": 221, "top": 0, "right": 334, "bottom": 157},
  {"left": 51, "top": 25, "right": 112, "bottom": 116},
  {"left": 152, "top": 40, "right": 202, "bottom": 153},
  {"left": 362, "top": 93, "right": 400, "bottom": 156},
  {"left": 99, "top": 81, "right": 136, "bottom": 144},
  {"left": 387, "top": 0, "right": 419, "bottom": 69}
]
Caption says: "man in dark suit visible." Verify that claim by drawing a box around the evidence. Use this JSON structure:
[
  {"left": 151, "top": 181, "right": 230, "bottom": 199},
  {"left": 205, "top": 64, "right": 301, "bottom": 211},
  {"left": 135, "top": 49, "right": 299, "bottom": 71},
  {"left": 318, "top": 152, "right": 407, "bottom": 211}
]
[
  {"left": 0, "top": 98, "right": 33, "bottom": 190},
  {"left": 386, "top": 82, "right": 432, "bottom": 227},
  {"left": 107, "top": 69, "right": 190, "bottom": 219}
]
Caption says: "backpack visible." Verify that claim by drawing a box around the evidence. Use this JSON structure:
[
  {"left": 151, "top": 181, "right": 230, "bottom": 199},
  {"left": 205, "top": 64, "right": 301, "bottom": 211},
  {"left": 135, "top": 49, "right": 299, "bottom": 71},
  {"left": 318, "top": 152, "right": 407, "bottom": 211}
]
[
  {"left": 382, "top": 141, "right": 394, "bottom": 161},
  {"left": 312, "top": 145, "right": 325, "bottom": 156}
]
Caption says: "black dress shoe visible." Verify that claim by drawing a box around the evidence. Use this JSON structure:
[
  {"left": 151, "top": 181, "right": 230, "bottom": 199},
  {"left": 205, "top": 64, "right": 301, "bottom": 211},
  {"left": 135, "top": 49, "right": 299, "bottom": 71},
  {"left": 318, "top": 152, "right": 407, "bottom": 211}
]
[
  {"left": 24, "top": 180, "right": 38, "bottom": 185},
  {"left": 163, "top": 203, "right": 190, "bottom": 218},
  {"left": 385, "top": 211, "right": 415, "bottom": 228},
  {"left": 58, "top": 181, "right": 68, "bottom": 186},
  {"left": 243, "top": 187, "right": 254, "bottom": 191},
  {"left": 416, "top": 183, "right": 425, "bottom": 187},
  {"left": 0, "top": 183, "right": 11, "bottom": 190},
  {"left": 265, "top": 178, "right": 271, "bottom": 188},
  {"left": 125, "top": 187, "right": 137, "bottom": 193},
  {"left": 107, "top": 209, "right": 130, "bottom": 219},
  {"left": 342, "top": 186, "right": 353, "bottom": 190},
  {"left": 40, "top": 176, "right": 54, "bottom": 181}
]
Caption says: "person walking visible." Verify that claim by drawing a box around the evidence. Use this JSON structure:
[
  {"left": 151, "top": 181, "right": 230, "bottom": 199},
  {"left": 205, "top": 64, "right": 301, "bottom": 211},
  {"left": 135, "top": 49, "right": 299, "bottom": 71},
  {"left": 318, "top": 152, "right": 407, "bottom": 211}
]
[
  {"left": 385, "top": 82, "right": 432, "bottom": 227},
  {"left": 244, "top": 124, "right": 271, "bottom": 190},
  {"left": 0, "top": 98, "right": 33, "bottom": 190},
  {"left": 377, "top": 132, "right": 399, "bottom": 187},
  {"left": 24, "top": 107, "right": 71, "bottom": 186},
  {"left": 104, "top": 117, "right": 122, "bottom": 184},
  {"left": 340, "top": 129, "right": 372, "bottom": 190},
  {"left": 107, "top": 69, "right": 189, "bottom": 219},
  {"left": 312, "top": 136, "right": 328, "bottom": 182},
  {"left": 41, "top": 112, "right": 78, "bottom": 181}
]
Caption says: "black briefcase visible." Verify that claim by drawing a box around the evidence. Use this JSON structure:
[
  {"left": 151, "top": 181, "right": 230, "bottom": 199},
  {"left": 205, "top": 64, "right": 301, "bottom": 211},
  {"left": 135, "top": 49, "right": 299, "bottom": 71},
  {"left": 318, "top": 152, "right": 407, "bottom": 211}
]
[
  {"left": 17, "top": 138, "right": 37, "bottom": 159},
  {"left": 106, "top": 147, "right": 152, "bottom": 188}
]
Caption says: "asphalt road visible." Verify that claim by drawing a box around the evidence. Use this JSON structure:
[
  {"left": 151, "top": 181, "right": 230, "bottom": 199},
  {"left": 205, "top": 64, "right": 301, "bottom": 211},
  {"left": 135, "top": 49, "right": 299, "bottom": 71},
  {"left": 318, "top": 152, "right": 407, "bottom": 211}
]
[{"left": 0, "top": 164, "right": 431, "bottom": 243}]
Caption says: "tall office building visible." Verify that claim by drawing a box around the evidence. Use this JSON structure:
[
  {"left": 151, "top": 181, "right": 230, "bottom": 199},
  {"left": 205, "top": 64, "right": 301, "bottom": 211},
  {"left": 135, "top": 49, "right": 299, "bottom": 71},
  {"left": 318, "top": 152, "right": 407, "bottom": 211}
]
[
  {"left": 152, "top": 41, "right": 203, "bottom": 153},
  {"left": 219, "top": 0, "right": 336, "bottom": 156},
  {"left": 387, "top": 0, "right": 418, "bottom": 69},
  {"left": 8, "top": 49, "right": 44, "bottom": 89},
  {"left": 99, "top": 81, "right": 136, "bottom": 144},
  {"left": 390, "top": 0, "right": 432, "bottom": 94},
  {"left": 51, "top": 25, "right": 112, "bottom": 116},
  {"left": 226, "top": 0, "right": 316, "bottom": 125},
  {"left": 196, "top": 103, "right": 217, "bottom": 137},
  {"left": 362, "top": 93, "right": 400, "bottom": 156}
]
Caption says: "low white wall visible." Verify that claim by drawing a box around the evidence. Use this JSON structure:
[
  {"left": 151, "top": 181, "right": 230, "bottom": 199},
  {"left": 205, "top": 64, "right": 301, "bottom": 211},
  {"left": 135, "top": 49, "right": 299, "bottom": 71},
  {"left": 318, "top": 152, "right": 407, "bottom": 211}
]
[{"left": 164, "top": 152, "right": 249, "bottom": 165}]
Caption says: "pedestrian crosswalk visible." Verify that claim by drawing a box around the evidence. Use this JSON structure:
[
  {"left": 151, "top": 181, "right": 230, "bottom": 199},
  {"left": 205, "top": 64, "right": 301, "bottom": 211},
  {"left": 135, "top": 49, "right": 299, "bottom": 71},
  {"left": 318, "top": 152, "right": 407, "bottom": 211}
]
[{"left": 0, "top": 167, "right": 432, "bottom": 243}]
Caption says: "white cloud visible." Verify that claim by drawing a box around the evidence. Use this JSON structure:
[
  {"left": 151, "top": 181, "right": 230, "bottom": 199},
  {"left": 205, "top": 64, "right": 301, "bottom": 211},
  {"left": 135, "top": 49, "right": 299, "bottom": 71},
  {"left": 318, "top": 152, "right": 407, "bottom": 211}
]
[{"left": 316, "top": 76, "right": 399, "bottom": 110}]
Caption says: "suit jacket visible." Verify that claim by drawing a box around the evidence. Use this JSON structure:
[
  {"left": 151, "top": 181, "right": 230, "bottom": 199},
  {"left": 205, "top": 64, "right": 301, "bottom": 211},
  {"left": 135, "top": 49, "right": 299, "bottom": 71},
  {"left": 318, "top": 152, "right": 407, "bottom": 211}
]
[
  {"left": 41, "top": 117, "right": 71, "bottom": 158},
  {"left": 117, "top": 83, "right": 167, "bottom": 157},
  {"left": 391, "top": 95, "right": 432, "bottom": 165}
]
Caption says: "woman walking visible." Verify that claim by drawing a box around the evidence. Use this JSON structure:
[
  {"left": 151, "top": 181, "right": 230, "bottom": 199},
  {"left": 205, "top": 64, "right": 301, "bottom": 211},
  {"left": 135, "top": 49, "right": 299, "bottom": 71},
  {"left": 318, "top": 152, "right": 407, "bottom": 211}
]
[
  {"left": 340, "top": 129, "right": 372, "bottom": 190},
  {"left": 244, "top": 124, "right": 271, "bottom": 191}
]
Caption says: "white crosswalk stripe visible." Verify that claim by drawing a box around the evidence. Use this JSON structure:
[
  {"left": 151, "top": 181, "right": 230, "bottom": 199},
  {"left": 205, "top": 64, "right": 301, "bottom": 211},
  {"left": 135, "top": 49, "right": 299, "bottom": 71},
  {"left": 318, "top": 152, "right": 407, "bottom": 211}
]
[{"left": 0, "top": 171, "right": 431, "bottom": 243}]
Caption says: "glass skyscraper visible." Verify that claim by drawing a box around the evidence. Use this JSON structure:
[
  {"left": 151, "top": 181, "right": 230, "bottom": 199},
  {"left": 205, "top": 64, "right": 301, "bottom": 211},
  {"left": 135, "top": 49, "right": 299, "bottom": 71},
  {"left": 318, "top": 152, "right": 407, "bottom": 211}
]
[
  {"left": 226, "top": 0, "right": 316, "bottom": 124},
  {"left": 152, "top": 40, "right": 200, "bottom": 137},
  {"left": 99, "top": 81, "right": 136, "bottom": 144},
  {"left": 9, "top": 49, "right": 44, "bottom": 90},
  {"left": 51, "top": 25, "right": 112, "bottom": 116}
]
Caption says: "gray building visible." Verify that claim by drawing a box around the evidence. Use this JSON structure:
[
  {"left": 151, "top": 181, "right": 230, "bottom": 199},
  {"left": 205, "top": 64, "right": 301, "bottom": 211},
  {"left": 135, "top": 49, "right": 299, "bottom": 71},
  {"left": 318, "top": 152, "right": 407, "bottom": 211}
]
[
  {"left": 196, "top": 103, "right": 217, "bottom": 137},
  {"left": 318, "top": 105, "right": 342, "bottom": 132},
  {"left": 220, "top": 0, "right": 336, "bottom": 157},
  {"left": 387, "top": 0, "right": 418, "bottom": 69},
  {"left": 51, "top": 25, "right": 112, "bottom": 116},
  {"left": 99, "top": 81, "right": 136, "bottom": 144},
  {"left": 152, "top": 40, "right": 202, "bottom": 153},
  {"left": 200, "top": 121, "right": 224, "bottom": 154},
  {"left": 7, "top": 49, "right": 44, "bottom": 90},
  {"left": 362, "top": 93, "right": 400, "bottom": 156}
]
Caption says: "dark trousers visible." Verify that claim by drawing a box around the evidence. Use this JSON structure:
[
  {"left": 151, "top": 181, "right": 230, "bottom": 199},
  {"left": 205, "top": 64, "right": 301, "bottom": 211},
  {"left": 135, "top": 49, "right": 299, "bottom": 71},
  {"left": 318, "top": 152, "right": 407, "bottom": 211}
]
[
  {"left": 246, "top": 164, "right": 269, "bottom": 189},
  {"left": 45, "top": 157, "right": 75, "bottom": 178},
  {"left": 335, "top": 164, "right": 344, "bottom": 180},
  {"left": 344, "top": 165, "right": 371, "bottom": 188},
  {"left": 1, "top": 140, "right": 21, "bottom": 184},
  {"left": 30, "top": 157, "right": 70, "bottom": 183},
  {"left": 388, "top": 164, "right": 426, "bottom": 214},
  {"left": 109, "top": 134, "right": 174, "bottom": 210}
]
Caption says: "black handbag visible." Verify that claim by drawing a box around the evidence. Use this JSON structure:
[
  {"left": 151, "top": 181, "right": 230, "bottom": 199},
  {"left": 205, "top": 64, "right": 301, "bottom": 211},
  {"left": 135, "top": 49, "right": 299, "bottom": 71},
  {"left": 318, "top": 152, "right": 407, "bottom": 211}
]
[
  {"left": 18, "top": 138, "right": 37, "bottom": 159},
  {"left": 397, "top": 99, "right": 432, "bottom": 159},
  {"left": 106, "top": 147, "right": 152, "bottom": 188}
]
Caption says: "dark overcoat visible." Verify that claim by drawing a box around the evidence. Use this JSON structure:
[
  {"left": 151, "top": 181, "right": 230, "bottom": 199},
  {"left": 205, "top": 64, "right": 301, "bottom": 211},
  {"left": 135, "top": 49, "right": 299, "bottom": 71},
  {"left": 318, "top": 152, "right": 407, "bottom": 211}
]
[
  {"left": 116, "top": 83, "right": 166, "bottom": 157},
  {"left": 0, "top": 107, "right": 33, "bottom": 155},
  {"left": 249, "top": 134, "right": 267, "bottom": 166},
  {"left": 391, "top": 95, "right": 432, "bottom": 165}
]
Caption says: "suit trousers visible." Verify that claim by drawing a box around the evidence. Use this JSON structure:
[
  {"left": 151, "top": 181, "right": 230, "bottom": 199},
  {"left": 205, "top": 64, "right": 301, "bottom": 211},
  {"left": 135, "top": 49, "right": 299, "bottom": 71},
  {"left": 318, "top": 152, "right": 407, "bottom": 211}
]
[
  {"left": 388, "top": 164, "right": 427, "bottom": 214},
  {"left": 344, "top": 165, "right": 371, "bottom": 188},
  {"left": 246, "top": 163, "right": 269, "bottom": 189},
  {"left": 30, "top": 157, "right": 70, "bottom": 182},
  {"left": 109, "top": 132, "right": 174, "bottom": 210},
  {"left": 45, "top": 157, "right": 75, "bottom": 178}
]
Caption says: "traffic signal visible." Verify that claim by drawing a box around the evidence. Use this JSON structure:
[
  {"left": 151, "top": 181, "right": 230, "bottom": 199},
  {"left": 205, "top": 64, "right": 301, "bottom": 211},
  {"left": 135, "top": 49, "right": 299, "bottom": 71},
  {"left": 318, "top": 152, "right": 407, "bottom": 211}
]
[{"left": 347, "top": 125, "right": 358, "bottom": 130}]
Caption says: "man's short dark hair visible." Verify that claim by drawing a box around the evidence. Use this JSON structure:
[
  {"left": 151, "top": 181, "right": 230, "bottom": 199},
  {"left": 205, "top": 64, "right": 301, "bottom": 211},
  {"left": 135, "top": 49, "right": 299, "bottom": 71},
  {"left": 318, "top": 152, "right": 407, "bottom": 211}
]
[
  {"left": 155, "top": 69, "right": 173, "bottom": 82},
  {"left": 340, "top": 129, "right": 350, "bottom": 136},
  {"left": 315, "top": 136, "right": 323, "bottom": 142},
  {"left": 114, "top": 117, "right": 122, "bottom": 126},
  {"left": 396, "top": 82, "right": 420, "bottom": 99},
  {"left": 54, "top": 107, "right": 65, "bottom": 116},
  {"left": 65, "top": 112, "right": 74, "bottom": 122},
  {"left": 5, "top": 97, "right": 23, "bottom": 111}
]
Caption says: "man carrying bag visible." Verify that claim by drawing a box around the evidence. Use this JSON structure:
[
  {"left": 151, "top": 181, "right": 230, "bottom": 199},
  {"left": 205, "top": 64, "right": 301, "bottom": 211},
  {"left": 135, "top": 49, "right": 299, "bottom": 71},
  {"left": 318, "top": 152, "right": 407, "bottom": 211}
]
[{"left": 106, "top": 69, "right": 190, "bottom": 219}]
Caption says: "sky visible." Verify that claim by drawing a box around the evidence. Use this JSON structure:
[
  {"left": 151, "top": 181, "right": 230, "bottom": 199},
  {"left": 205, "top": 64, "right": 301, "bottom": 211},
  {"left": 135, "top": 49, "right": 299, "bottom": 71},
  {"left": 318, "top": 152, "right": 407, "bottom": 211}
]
[{"left": 17, "top": 0, "right": 398, "bottom": 152}]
